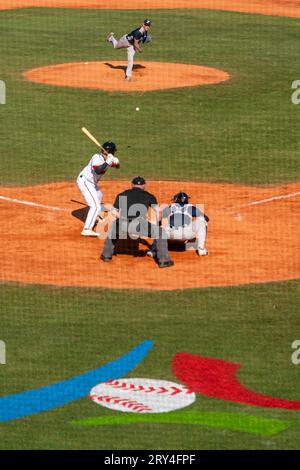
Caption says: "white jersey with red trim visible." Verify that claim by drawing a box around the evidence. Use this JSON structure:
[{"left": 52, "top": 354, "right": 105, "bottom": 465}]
[{"left": 80, "top": 153, "right": 107, "bottom": 184}]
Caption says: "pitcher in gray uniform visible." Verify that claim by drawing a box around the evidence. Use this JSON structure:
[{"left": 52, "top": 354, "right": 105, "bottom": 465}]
[{"left": 106, "top": 19, "right": 152, "bottom": 81}]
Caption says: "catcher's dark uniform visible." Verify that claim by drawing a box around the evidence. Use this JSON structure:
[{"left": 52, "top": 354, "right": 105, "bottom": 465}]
[{"left": 101, "top": 178, "right": 174, "bottom": 268}]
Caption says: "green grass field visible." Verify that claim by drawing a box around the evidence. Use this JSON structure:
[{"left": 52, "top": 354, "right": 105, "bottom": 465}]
[
  {"left": 0, "top": 7, "right": 300, "bottom": 450},
  {"left": 1, "top": 9, "right": 300, "bottom": 185}
]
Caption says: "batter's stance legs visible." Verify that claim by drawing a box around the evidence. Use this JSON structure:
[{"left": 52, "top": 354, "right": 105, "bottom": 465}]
[{"left": 77, "top": 176, "right": 103, "bottom": 231}]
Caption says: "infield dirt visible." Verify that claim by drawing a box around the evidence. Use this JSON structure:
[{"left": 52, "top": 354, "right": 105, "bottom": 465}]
[
  {"left": 1, "top": 0, "right": 300, "bottom": 19},
  {"left": 1, "top": 180, "right": 299, "bottom": 290}
]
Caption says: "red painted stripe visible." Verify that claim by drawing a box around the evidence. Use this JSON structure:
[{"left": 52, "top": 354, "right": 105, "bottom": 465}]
[{"left": 172, "top": 353, "right": 300, "bottom": 410}]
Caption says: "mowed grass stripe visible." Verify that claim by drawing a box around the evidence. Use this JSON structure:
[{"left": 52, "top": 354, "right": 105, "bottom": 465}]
[{"left": 0, "top": 9, "right": 299, "bottom": 184}]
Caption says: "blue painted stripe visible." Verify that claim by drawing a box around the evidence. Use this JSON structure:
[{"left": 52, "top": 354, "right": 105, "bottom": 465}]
[{"left": 0, "top": 340, "right": 153, "bottom": 422}]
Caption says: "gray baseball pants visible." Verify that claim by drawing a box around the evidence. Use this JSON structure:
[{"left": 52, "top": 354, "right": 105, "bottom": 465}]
[
  {"left": 110, "top": 35, "right": 135, "bottom": 78},
  {"left": 102, "top": 218, "right": 172, "bottom": 264}
]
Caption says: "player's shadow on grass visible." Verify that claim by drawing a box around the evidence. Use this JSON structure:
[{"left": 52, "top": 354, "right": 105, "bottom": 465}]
[{"left": 104, "top": 62, "right": 146, "bottom": 78}]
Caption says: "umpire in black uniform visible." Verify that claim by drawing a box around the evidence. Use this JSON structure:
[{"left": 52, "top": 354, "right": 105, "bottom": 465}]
[{"left": 101, "top": 176, "right": 174, "bottom": 268}]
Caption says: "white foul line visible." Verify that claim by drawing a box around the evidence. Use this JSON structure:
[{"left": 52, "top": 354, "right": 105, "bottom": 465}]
[
  {"left": 226, "top": 190, "right": 300, "bottom": 213},
  {"left": 2, "top": 190, "right": 300, "bottom": 215},
  {"left": 0, "top": 195, "right": 69, "bottom": 212}
]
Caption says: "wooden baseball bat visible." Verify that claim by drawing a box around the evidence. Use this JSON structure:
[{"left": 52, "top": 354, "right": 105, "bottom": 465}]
[{"left": 81, "top": 127, "right": 104, "bottom": 151}]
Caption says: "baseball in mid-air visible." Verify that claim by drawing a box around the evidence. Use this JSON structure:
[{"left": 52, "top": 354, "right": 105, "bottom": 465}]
[{"left": 135, "top": 107, "right": 140, "bottom": 111}]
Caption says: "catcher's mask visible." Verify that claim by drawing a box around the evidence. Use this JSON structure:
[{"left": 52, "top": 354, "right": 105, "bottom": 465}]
[
  {"left": 102, "top": 141, "right": 117, "bottom": 155},
  {"left": 173, "top": 192, "right": 190, "bottom": 204}
]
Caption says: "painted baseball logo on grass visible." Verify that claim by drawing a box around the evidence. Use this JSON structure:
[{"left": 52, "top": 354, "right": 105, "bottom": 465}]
[
  {"left": 0, "top": 340, "right": 153, "bottom": 422},
  {"left": 173, "top": 353, "right": 300, "bottom": 410},
  {"left": 90, "top": 378, "right": 195, "bottom": 413}
]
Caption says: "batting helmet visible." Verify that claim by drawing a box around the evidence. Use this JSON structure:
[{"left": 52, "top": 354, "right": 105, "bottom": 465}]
[
  {"left": 102, "top": 141, "right": 117, "bottom": 155},
  {"left": 143, "top": 19, "right": 151, "bottom": 26},
  {"left": 173, "top": 192, "right": 190, "bottom": 204}
]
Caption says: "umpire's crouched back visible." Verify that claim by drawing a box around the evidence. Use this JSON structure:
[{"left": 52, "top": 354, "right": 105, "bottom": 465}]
[{"left": 101, "top": 176, "right": 174, "bottom": 268}]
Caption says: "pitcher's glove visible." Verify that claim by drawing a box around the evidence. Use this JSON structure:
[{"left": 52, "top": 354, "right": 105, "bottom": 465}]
[{"left": 143, "top": 35, "right": 152, "bottom": 44}]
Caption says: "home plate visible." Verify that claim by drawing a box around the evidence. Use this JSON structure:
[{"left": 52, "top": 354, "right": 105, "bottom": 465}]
[{"left": 89, "top": 378, "right": 196, "bottom": 413}]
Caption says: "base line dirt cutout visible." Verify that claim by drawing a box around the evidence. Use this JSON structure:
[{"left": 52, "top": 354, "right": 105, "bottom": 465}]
[
  {"left": 1, "top": 1, "right": 300, "bottom": 19},
  {"left": 0, "top": 180, "right": 300, "bottom": 290},
  {"left": 23, "top": 62, "right": 230, "bottom": 93}
]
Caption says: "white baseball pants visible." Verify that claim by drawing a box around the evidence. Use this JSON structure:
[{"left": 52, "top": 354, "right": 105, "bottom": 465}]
[
  {"left": 151, "top": 219, "right": 207, "bottom": 253},
  {"left": 76, "top": 174, "right": 102, "bottom": 230},
  {"left": 166, "top": 219, "right": 207, "bottom": 249},
  {"left": 110, "top": 35, "right": 135, "bottom": 78}
]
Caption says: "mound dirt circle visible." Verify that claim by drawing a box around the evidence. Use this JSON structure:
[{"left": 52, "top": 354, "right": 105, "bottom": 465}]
[
  {"left": 0, "top": 180, "right": 299, "bottom": 291},
  {"left": 23, "top": 61, "right": 230, "bottom": 92}
]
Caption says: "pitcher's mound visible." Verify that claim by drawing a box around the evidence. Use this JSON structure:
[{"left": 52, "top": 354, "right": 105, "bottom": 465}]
[{"left": 23, "top": 61, "right": 230, "bottom": 92}]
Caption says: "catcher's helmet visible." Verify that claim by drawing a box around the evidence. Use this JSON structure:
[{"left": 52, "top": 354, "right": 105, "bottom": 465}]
[
  {"left": 102, "top": 141, "right": 117, "bottom": 155},
  {"left": 173, "top": 192, "right": 190, "bottom": 204},
  {"left": 143, "top": 19, "right": 151, "bottom": 26}
]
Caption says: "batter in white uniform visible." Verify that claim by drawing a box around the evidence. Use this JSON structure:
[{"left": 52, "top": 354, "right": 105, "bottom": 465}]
[{"left": 76, "top": 141, "right": 119, "bottom": 237}]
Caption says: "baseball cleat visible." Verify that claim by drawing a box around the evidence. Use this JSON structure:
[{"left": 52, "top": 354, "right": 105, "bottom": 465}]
[
  {"left": 101, "top": 255, "right": 112, "bottom": 262},
  {"left": 146, "top": 250, "right": 157, "bottom": 259},
  {"left": 159, "top": 260, "right": 175, "bottom": 269},
  {"left": 106, "top": 32, "right": 114, "bottom": 42},
  {"left": 81, "top": 229, "right": 99, "bottom": 237},
  {"left": 196, "top": 248, "right": 209, "bottom": 256},
  {"left": 125, "top": 75, "right": 131, "bottom": 81}
]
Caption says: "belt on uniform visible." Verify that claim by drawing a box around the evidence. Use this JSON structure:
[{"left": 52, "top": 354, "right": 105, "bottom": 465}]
[{"left": 125, "top": 35, "right": 133, "bottom": 45}]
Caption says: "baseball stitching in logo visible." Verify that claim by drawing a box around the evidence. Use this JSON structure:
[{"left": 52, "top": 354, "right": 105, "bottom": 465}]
[{"left": 89, "top": 378, "right": 196, "bottom": 413}]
